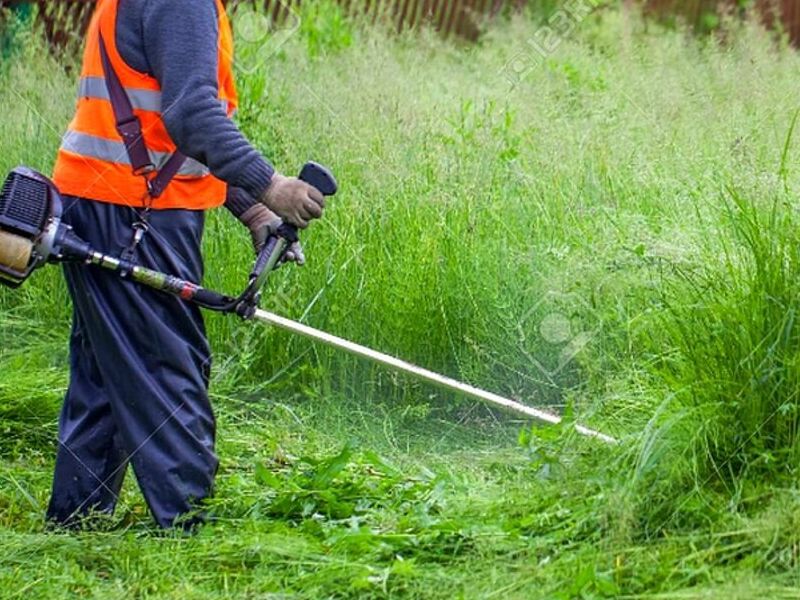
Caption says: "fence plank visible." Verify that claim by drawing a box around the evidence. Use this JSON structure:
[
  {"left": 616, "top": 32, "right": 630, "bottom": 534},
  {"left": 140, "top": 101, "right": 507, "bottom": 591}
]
[{"left": 13, "top": 0, "right": 800, "bottom": 49}]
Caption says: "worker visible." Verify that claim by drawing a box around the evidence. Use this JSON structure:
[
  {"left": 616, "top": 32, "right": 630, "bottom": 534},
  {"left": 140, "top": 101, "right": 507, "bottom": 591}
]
[{"left": 46, "top": 0, "right": 325, "bottom": 529}]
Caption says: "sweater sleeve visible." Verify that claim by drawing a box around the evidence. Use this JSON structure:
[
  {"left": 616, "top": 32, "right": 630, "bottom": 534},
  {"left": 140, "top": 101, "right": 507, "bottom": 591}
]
[
  {"left": 224, "top": 185, "right": 260, "bottom": 218},
  {"left": 140, "top": 0, "right": 274, "bottom": 200}
]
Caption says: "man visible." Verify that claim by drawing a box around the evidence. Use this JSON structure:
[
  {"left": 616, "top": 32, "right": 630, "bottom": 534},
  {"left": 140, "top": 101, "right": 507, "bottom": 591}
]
[{"left": 47, "top": 0, "right": 324, "bottom": 529}]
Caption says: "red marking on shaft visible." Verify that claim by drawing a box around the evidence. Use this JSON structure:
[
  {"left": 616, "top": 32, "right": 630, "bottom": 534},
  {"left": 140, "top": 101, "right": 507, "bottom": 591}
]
[{"left": 180, "top": 283, "right": 197, "bottom": 300}]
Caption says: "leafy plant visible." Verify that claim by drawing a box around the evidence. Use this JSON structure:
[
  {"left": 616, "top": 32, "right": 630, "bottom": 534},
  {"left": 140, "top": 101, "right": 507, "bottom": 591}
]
[
  {"left": 299, "top": 0, "right": 353, "bottom": 58},
  {"left": 255, "top": 443, "right": 446, "bottom": 527}
]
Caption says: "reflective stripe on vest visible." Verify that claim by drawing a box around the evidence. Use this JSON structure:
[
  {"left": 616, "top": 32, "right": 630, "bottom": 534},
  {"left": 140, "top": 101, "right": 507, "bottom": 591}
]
[
  {"left": 61, "top": 130, "right": 211, "bottom": 177},
  {"left": 78, "top": 76, "right": 162, "bottom": 112},
  {"left": 77, "top": 76, "right": 231, "bottom": 114}
]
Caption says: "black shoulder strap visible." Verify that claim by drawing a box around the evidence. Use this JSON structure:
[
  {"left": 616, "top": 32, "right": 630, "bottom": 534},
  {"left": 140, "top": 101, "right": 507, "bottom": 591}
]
[{"left": 98, "top": 33, "right": 187, "bottom": 199}]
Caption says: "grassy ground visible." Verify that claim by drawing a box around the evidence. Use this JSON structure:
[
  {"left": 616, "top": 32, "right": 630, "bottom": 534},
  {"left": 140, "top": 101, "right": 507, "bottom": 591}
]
[{"left": 3, "top": 2, "right": 800, "bottom": 597}]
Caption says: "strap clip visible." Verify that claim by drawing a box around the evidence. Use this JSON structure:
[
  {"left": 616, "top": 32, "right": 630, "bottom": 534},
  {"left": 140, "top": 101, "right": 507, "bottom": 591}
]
[{"left": 120, "top": 217, "right": 150, "bottom": 270}]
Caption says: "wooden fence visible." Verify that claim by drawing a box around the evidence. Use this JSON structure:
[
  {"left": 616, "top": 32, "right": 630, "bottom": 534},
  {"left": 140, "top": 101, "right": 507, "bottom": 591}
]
[
  {"left": 642, "top": 0, "right": 800, "bottom": 41},
  {"left": 249, "top": 0, "right": 525, "bottom": 39},
  {"left": 3, "top": 0, "right": 800, "bottom": 49}
]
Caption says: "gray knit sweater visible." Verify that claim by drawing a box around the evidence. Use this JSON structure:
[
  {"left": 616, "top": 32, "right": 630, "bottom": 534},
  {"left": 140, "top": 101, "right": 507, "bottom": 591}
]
[{"left": 116, "top": 0, "right": 268, "bottom": 215}]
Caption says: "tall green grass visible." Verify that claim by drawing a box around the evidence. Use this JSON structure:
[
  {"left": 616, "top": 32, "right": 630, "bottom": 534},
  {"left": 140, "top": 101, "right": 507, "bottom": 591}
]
[{"left": 3, "top": 2, "right": 800, "bottom": 596}]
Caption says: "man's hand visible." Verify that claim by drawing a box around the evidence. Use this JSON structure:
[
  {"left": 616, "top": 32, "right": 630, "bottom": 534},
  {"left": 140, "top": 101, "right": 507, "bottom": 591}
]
[
  {"left": 238, "top": 204, "right": 305, "bottom": 265},
  {"left": 259, "top": 173, "right": 325, "bottom": 229}
]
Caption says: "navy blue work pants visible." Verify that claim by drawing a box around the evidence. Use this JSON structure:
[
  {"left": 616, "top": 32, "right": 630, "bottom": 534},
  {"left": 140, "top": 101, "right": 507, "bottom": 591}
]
[{"left": 46, "top": 196, "right": 217, "bottom": 529}]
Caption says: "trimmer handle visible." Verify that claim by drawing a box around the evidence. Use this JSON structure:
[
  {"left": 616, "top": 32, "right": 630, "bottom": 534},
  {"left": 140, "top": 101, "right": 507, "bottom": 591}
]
[
  {"left": 235, "top": 162, "right": 337, "bottom": 317},
  {"left": 268, "top": 162, "right": 338, "bottom": 246},
  {"left": 254, "top": 161, "right": 337, "bottom": 264}
]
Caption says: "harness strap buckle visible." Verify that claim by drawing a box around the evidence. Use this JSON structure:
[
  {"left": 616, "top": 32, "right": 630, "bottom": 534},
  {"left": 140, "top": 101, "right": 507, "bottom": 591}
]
[
  {"left": 116, "top": 116, "right": 142, "bottom": 141},
  {"left": 120, "top": 216, "right": 150, "bottom": 270},
  {"left": 117, "top": 118, "right": 156, "bottom": 176}
]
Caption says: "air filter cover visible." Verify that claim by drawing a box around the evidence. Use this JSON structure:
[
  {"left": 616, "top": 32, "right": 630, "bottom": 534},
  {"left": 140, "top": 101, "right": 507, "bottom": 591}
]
[{"left": 0, "top": 167, "right": 53, "bottom": 237}]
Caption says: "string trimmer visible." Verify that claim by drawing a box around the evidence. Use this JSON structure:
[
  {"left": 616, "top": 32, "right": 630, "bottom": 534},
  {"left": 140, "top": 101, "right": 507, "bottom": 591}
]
[{"left": 0, "top": 163, "right": 615, "bottom": 444}]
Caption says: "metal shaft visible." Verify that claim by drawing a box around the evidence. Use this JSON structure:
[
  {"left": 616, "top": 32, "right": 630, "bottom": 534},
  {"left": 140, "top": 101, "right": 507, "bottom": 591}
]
[{"left": 252, "top": 309, "right": 617, "bottom": 444}]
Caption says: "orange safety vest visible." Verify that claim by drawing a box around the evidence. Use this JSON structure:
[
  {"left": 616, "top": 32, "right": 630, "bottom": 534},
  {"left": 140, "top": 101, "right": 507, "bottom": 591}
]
[{"left": 52, "top": 0, "right": 238, "bottom": 210}]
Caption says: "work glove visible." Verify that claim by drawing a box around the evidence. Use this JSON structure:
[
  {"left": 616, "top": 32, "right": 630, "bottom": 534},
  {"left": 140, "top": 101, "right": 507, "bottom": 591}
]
[
  {"left": 259, "top": 172, "right": 325, "bottom": 229},
  {"left": 238, "top": 204, "right": 305, "bottom": 265}
]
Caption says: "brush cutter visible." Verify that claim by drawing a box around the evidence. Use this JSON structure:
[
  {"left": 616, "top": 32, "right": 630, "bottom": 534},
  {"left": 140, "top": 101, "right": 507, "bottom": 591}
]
[{"left": 0, "top": 163, "right": 616, "bottom": 444}]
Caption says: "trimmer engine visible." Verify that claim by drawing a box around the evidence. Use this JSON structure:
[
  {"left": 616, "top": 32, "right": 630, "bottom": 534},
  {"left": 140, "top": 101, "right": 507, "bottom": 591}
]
[{"left": 0, "top": 166, "right": 83, "bottom": 287}]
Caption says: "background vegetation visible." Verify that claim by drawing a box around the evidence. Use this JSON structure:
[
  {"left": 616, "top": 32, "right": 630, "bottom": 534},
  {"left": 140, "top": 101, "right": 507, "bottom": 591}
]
[{"left": 2, "top": 2, "right": 800, "bottom": 597}]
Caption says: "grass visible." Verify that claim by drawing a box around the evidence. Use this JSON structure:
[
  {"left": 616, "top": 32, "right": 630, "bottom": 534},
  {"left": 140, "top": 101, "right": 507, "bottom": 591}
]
[{"left": 3, "top": 1, "right": 800, "bottom": 597}]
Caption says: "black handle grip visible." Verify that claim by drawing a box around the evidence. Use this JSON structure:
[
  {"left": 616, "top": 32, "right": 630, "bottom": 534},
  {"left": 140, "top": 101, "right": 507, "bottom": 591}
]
[
  {"left": 250, "top": 162, "right": 335, "bottom": 277},
  {"left": 299, "top": 161, "right": 338, "bottom": 196},
  {"left": 275, "top": 162, "right": 338, "bottom": 244},
  {"left": 192, "top": 287, "right": 232, "bottom": 309}
]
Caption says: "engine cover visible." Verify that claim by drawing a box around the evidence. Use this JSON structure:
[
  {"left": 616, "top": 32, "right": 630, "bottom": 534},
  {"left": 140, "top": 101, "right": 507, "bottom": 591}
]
[{"left": 0, "top": 167, "right": 63, "bottom": 288}]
